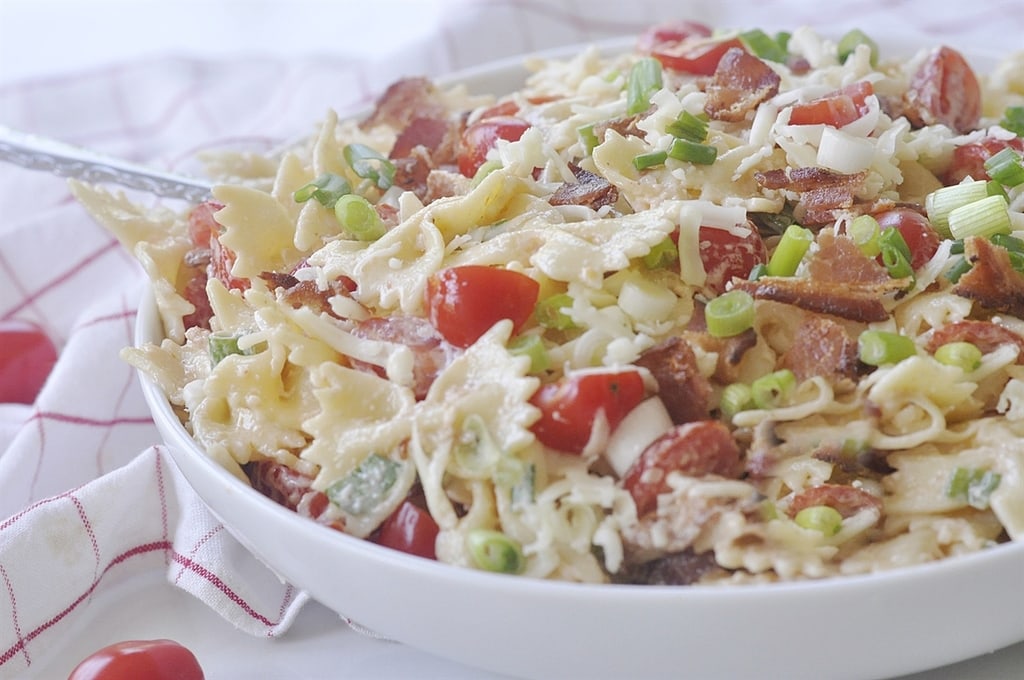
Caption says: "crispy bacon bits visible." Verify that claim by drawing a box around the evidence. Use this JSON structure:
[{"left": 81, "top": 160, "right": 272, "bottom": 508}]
[
  {"left": 634, "top": 336, "right": 713, "bottom": 424},
  {"left": 780, "top": 316, "right": 861, "bottom": 388},
  {"left": 704, "top": 47, "right": 781, "bottom": 122},
  {"left": 548, "top": 167, "right": 619, "bottom": 210},
  {"left": 952, "top": 237, "right": 1024, "bottom": 319},
  {"left": 754, "top": 167, "right": 868, "bottom": 226}
]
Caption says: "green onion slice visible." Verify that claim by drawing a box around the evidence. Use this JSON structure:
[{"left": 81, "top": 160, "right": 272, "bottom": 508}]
[
  {"left": 705, "top": 289, "right": 756, "bottom": 338},
  {"left": 209, "top": 332, "right": 266, "bottom": 365},
  {"left": 343, "top": 143, "right": 396, "bottom": 190},
  {"left": 453, "top": 414, "right": 502, "bottom": 477},
  {"left": 848, "top": 214, "right": 881, "bottom": 257},
  {"left": 946, "top": 466, "right": 1002, "bottom": 510},
  {"left": 933, "top": 341, "right": 983, "bottom": 371},
  {"left": 857, "top": 329, "right": 916, "bottom": 366},
  {"left": 467, "top": 529, "right": 526, "bottom": 574},
  {"left": 667, "top": 138, "right": 718, "bottom": 165},
  {"left": 720, "top": 382, "right": 754, "bottom": 419},
  {"left": 293, "top": 172, "right": 351, "bottom": 207},
  {"left": 999, "top": 106, "right": 1024, "bottom": 136},
  {"left": 794, "top": 505, "right": 843, "bottom": 536},
  {"left": 983, "top": 147, "right": 1024, "bottom": 187},
  {"left": 626, "top": 57, "right": 663, "bottom": 116},
  {"left": 750, "top": 369, "right": 796, "bottom": 409},
  {"left": 578, "top": 124, "right": 600, "bottom": 155},
  {"left": 643, "top": 236, "right": 679, "bottom": 269},
  {"left": 878, "top": 227, "right": 914, "bottom": 281},
  {"left": 326, "top": 453, "right": 400, "bottom": 516},
  {"left": 945, "top": 256, "right": 973, "bottom": 283},
  {"left": 837, "top": 28, "right": 879, "bottom": 67},
  {"left": 739, "top": 29, "right": 788, "bottom": 63},
  {"left": 335, "top": 194, "right": 386, "bottom": 241},
  {"left": 766, "top": 224, "right": 813, "bottom": 277},
  {"left": 633, "top": 150, "right": 668, "bottom": 171},
  {"left": 925, "top": 180, "right": 991, "bottom": 238},
  {"left": 666, "top": 111, "right": 709, "bottom": 143},
  {"left": 535, "top": 293, "right": 576, "bottom": 330},
  {"left": 947, "top": 194, "right": 1011, "bottom": 240}
]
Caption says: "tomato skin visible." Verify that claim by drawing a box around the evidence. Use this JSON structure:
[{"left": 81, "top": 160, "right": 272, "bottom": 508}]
[
  {"left": 905, "top": 46, "right": 981, "bottom": 134},
  {"left": 457, "top": 116, "right": 531, "bottom": 177},
  {"left": 373, "top": 499, "right": 439, "bottom": 559},
  {"left": 646, "top": 36, "right": 745, "bottom": 76},
  {"left": 0, "top": 320, "right": 58, "bottom": 404},
  {"left": 944, "top": 136, "right": 1024, "bottom": 185},
  {"left": 874, "top": 208, "right": 941, "bottom": 270},
  {"left": 68, "top": 639, "right": 204, "bottom": 680},
  {"left": 425, "top": 265, "right": 540, "bottom": 349},
  {"left": 186, "top": 200, "right": 223, "bottom": 249},
  {"left": 696, "top": 223, "right": 768, "bottom": 296},
  {"left": 789, "top": 81, "right": 874, "bottom": 127},
  {"left": 530, "top": 370, "right": 647, "bottom": 455},
  {"left": 636, "top": 20, "right": 712, "bottom": 54}
]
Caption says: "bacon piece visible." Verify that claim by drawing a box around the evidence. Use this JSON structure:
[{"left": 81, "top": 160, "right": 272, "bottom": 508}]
[
  {"left": 592, "top": 114, "right": 645, "bottom": 140},
  {"left": 902, "top": 46, "right": 981, "bottom": 134},
  {"left": 704, "top": 47, "right": 781, "bottom": 122},
  {"left": 247, "top": 460, "right": 345, "bottom": 532},
  {"left": 731, "top": 232, "right": 901, "bottom": 322},
  {"left": 953, "top": 236, "right": 1024, "bottom": 319},
  {"left": 349, "top": 316, "right": 456, "bottom": 400},
  {"left": 925, "top": 320, "right": 1024, "bottom": 363},
  {"left": 361, "top": 77, "right": 447, "bottom": 131},
  {"left": 615, "top": 549, "right": 719, "bottom": 586},
  {"left": 786, "top": 483, "right": 883, "bottom": 520},
  {"left": 682, "top": 304, "right": 758, "bottom": 384},
  {"left": 633, "top": 336, "right": 713, "bottom": 424},
  {"left": 548, "top": 167, "right": 619, "bottom": 210},
  {"left": 260, "top": 272, "right": 362, "bottom": 319},
  {"left": 754, "top": 167, "right": 867, "bottom": 225},
  {"left": 389, "top": 116, "right": 464, "bottom": 201},
  {"left": 780, "top": 315, "right": 861, "bottom": 387},
  {"left": 622, "top": 420, "right": 742, "bottom": 517}
]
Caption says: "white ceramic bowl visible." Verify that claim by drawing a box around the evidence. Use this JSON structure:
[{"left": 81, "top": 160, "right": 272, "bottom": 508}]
[{"left": 136, "top": 40, "right": 1024, "bottom": 680}]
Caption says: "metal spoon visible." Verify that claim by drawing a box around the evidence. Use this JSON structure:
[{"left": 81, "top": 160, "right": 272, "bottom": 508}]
[{"left": 0, "top": 124, "right": 213, "bottom": 202}]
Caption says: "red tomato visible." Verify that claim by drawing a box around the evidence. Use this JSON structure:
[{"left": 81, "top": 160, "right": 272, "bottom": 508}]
[
  {"left": 457, "top": 116, "right": 531, "bottom": 177},
  {"left": 622, "top": 420, "right": 741, "bottom": 516},
  {"left": 425, "top": 265, "right": 540, "bottom": 349},
  {"left": 944, "top": 136, "right": 1024, "bottom": 185},
  {"left": 373, "top": 499, "right": 439, "bottom": 559},
  {"left": 789, "top": 81, "right": 874, "bottom": 127},
  {"left": 695, "top": 223, "right": 768, "bottom": 295},
  {"left": 0, "top": 320, "right": 58, "bottom": 404},
  {"left": 905, "top": 46, "right": 981, "bottom": 134},
  {"left": 874, "top": 208, "right": 941, "bottom": 270},
  {"left": 530, "top": 369, "right": 647, "bottom": 455},
  {"left": 645, "top": 36, "right": 745, "bottom": 76},
  {"left": 68, "top": 639, "right": 204, "bottom": 680},
  {"left": 636, "top": 20, "right": 712, "bottom": 53}
]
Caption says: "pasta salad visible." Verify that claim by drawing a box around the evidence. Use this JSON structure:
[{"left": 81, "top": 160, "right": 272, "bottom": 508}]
[{"left": 74, "top": 22, "right": 1024, "bottom": 585}]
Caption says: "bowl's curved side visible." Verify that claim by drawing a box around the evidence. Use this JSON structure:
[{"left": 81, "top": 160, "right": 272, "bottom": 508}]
[{"left": 137, "top": 290, "right": 1024, "bottom": 680}]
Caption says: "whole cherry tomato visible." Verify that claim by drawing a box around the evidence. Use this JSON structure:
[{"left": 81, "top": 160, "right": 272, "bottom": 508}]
[
  {"left": 457, "top": 116, "right": 531, "bottom": 177},
  {"left": 530, "top": 369, "right": 647, "bottom": 455},
  {"left": 67, "top": 639, "right": 204, "bottom": 680},
  {"left": 425, "top": 265, "right": 539, "bottom": 349},
  {"left": 0, "top": 320, "right": 58, "bottom": 404}
]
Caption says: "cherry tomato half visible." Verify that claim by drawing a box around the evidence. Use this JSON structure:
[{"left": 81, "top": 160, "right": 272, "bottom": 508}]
[
  {"left": 944, "top": 136, "right": 1024, "bottom": 185},
  {"left": 373, "top": 499, "right": 439, "bottom": 559},
  {"left": 874, "top": 208, "right": 941, "bottom": 270},
  {"left": 905, "top": 46, "right": 981, "bottom": 134},
  {"left": 425, "top": 265, "right": 540, "bottom": 349},
  {"left": 644, "top": 35, "right": 745, "bottom": 76},
  {"left": 789, "top": 81, "right": 874, "bottom": 128},
  {"left": 457, "top": 116, "right": 531, "bottom": 178},
  {"left": 68, "top": 639, "right": 204, "bottom": 680},
  {"left": 636, "top": 20, "right": 712, "bottom": 54},
  {"left": 530, "top": 369, "right": 647, "bottom": 455},
  {"left": 695, "top": 223, "right": 768, "bottom": 296},
  {"left": 0, "top": 320, "right": 58, "bottom": 404}
]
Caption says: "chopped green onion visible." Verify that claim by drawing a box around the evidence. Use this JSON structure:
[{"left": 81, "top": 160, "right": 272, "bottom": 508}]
[
  {"left": 775, "top": 31, "right": 792, "bottom": 53},
  {"left": 949, "top": 238, "right": 965, "bottom": 255},
  {"left": 837, "top": 28, "right": 879, "bottom": 67},
  {"left": 933, "top": 341, "right": 983, "bottom": 371},
  {"left": 705, "top": 289, "right": 756, "bottom": 338},
  {"left": 666, "top": 111, "right": 709, "bottom": 143},
  {"left": 999, "top": 106, "right": 1024, "bottom": 136},
  {"left": 947, "top": 194, "right": 1011, "bottom": 239},
  {"left": 626, "top": 57, "right": 663, "bottom": 115},
  {"left": 925, "top": 180, "right": 992, "bottom": 238},
  {"left": 991, "top": 233, "right": 1024, "bottom": 253},
  {"left": 466, "top": 529, "right": 526, "bottom": 574},
  {"left": 747, "top": 263, "right": 768, "bottom": 281},
  {"left": 343, "top": 143, "right": 396, "bottom": 190},
  {"left": 578, "top": 124, "right": 600, "bottom": 155},
  {"left": 209, "top": 332, "right": 266, "bottom": 365},
  {"left": 945, "top": 256, "right": 973, "bottom": 283},
  {"left": 633, "top": 150, "right": 668, "bottom": 171},
  {"left": 720, "top": 382, "right": 754, "bottom": 419},
  {"left": 794, "top": 505, "right": 843, "bottom": 536},
  {"left": 857, "top": 329, "right": 916, "bottom": 366},
  {"left": 984, "top": 147, "right": 1024, "bottom": 187},
  {"left": 643, "top": 236, "right": 679, "bottom": 269},
  {"left": 750, "top": 369, "right": 796, "bottom": 409},
  {"left": 534, "top": 293, "right": 576, "bottom": 330},
  {"left": 335, "top": 194, "right": 386, "bottom": 241},
  {"left": 848, "top": 214, "right": 881, "bottom": 257},
  {"left": 739, "top": 28, "right": 788, "bottom": 63},
  {"left": 326, "top": 453, "right": 400, "bottom": 515},
  {"left": 878, "top": 226, "right": 914, "bottom": 281},
  {"left": 749, "top": 208, "right": 795, "bottom": 235},
  {"left": 667, "top": 138, "right": 718, "bottom": 165},
  {"left": 946, "top": 466, "right": 1002, "bottom": 510},
  {"left": 453, "top": 414, "right": 502, "bottom": 476},
  {"left": 508, "top": 334, "right": 550, "bottom": 373},
  {"left": 766, "top": 224, "right": 813, "bottom": 276},
  {"left": 293, "top": 172, "right": 351, "bottom": 207},
  {"left": 509, "top": 461, "right": 536, "bottom": 508}
]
